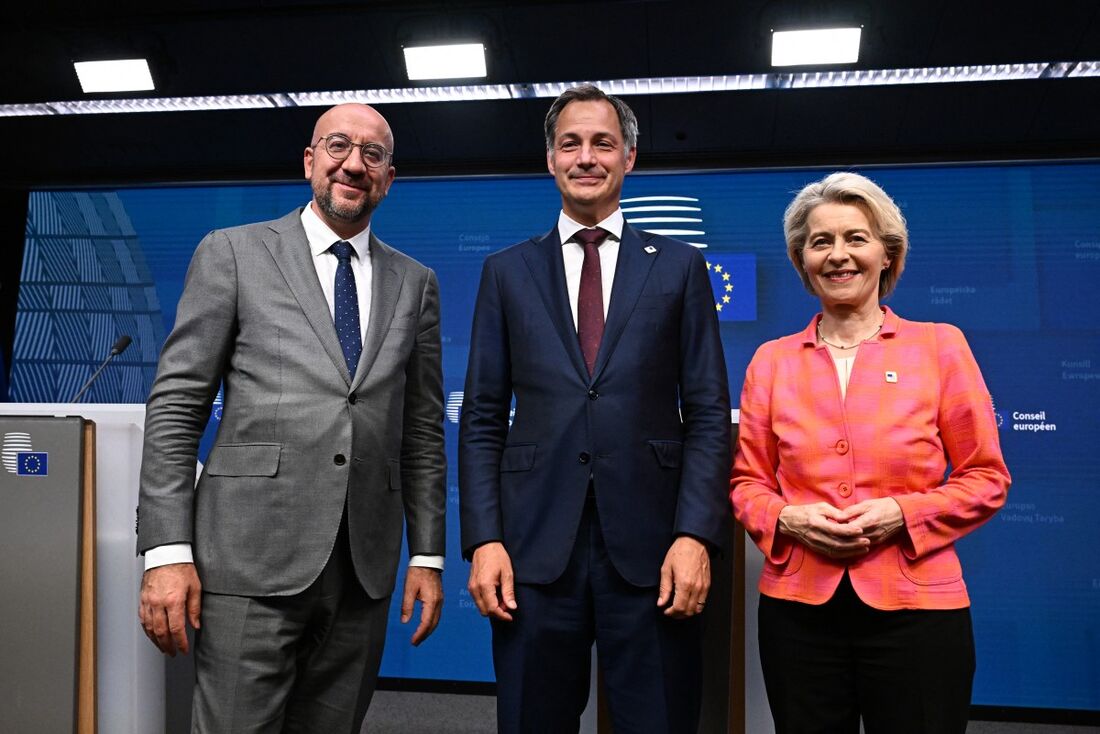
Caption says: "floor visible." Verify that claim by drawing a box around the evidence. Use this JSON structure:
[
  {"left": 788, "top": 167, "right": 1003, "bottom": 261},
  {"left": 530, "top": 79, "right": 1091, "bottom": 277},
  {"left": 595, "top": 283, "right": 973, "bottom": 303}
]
[{"left": 361, "top": 691, "right": 1100, "bottom": 733}]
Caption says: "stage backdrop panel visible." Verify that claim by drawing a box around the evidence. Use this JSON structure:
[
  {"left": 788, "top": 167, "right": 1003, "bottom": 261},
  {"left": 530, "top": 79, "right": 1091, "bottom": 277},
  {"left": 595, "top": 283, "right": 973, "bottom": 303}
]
[{"left": 10, "top": 162, "right": 1100, "bottom": 711}]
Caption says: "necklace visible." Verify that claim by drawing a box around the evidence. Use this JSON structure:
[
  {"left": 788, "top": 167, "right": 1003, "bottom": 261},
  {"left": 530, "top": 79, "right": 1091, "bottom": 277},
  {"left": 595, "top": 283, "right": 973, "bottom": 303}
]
[{"left": 817, "top": 319, "right": 883, "bottom": 350}]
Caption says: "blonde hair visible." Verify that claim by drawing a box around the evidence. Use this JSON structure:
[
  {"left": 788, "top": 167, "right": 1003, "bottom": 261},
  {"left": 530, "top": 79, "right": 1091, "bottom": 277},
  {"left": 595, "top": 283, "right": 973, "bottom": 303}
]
[{"left": 783, "top": 172, "right": 909, "bottom": 299}]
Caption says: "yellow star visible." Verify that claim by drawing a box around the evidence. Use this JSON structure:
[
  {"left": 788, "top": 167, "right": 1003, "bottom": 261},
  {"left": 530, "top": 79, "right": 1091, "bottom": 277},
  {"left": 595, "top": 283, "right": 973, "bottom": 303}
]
[
  {"left": 724, "top": 283, "right": 733, "bottom": 292},
  {"left": 722, "top": 272, "right": 731, "bottom": 281},
  {"left": 705, "top": 261, "right": 712, "bottom": 270},
  {"left": 713, "top": 264, "right": 723, "bottom": 273},
  {"left": 715, "top": 303, "right": 723, "bottom": 312},
  {"left": 722, "top": 295, "right": 731, "bottom": 303}
]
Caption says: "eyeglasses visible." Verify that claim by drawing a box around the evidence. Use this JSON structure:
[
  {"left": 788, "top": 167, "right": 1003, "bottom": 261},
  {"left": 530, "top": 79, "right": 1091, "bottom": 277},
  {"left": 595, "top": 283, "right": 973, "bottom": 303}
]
[{"left": 314, "top": 133, "right": 392, "bottom": 168}]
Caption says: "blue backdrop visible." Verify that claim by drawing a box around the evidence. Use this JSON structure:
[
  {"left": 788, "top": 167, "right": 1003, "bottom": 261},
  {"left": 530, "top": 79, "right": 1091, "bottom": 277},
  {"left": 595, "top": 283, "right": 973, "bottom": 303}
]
[{"left": 13, "top": 161, "right": 1100, "bottom": 711}]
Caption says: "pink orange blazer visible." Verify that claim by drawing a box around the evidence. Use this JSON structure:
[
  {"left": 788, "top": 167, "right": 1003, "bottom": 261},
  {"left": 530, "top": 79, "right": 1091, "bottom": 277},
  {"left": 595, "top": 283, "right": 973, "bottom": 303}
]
[{"left": 730, "top": 308, "right": 1010, "bottom": 610}]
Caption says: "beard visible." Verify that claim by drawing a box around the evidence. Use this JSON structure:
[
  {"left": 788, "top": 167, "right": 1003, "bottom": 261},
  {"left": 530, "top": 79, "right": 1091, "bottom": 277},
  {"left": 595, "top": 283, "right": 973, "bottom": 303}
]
[{"left": 312, "top": 177, "right": 379, "bottom": 223}]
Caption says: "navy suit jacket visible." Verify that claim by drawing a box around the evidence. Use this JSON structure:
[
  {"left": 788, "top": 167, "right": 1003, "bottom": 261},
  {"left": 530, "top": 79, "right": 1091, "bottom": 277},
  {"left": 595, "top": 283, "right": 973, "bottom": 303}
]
[{"left": 459, "top": 222, "right": 731, "bottom": 587}]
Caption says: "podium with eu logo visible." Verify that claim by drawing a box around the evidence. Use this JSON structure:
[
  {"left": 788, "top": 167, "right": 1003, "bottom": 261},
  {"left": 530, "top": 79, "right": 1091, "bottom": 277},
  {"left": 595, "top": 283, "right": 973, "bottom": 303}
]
[{"left": 0, "top": 405, "right": 162, "bottom": 734}]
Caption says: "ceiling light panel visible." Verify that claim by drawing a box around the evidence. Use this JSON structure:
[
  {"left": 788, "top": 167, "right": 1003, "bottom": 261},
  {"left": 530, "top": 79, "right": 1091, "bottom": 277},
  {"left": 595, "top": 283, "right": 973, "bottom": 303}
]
[
  {"left": 73, "top": 59, "right": 155, "bottom": 93},
  {"left": 404, "top": 43, "right": 487, "bottom": 81},
  {"left": 771, "top": 28, "right": 861, "bottom": 67}
]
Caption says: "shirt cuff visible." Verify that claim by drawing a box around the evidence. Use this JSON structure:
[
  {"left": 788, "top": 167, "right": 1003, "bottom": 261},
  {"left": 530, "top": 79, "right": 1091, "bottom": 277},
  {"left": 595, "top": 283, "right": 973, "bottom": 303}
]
[
  {"left": 144, "top": 543, "right": 194, "bottom": 571},
  {"left": 409, "top": 554, "right": 444, "bottom": 571},
  {"left": 145, "top": 547, "right": 442, "bottom": 572}
]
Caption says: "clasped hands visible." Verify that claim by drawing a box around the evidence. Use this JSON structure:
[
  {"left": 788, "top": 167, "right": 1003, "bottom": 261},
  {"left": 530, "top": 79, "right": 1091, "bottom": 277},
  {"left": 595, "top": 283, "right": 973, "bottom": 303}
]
[
  {"left": 777, "top": 498, "right": 905, "bottom": 559},
  {"left": 468, "top": 536, "right": 711, "bottom": 622}
]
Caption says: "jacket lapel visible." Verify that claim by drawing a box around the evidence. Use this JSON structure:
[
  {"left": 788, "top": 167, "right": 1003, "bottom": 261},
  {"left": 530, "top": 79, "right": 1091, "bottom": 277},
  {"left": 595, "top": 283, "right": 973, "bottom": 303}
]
[
  {"left": 262, "top": 211, "right": 352, "bottom": 385},
  {"left": 354, "top": 233, "right": 405, "bottom": 391},
  {"left": 591, "top": 224, "right": 657, "bottom": 382},
  {"left": 521, "top": 227, "right": 589, "bottom": 384}
]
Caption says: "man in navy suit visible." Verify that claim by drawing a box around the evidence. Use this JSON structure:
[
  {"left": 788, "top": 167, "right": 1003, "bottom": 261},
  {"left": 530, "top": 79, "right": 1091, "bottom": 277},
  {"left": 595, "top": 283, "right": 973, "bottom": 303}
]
[{"left": 459, "top": 85, "right": 731, "bottom": 733}]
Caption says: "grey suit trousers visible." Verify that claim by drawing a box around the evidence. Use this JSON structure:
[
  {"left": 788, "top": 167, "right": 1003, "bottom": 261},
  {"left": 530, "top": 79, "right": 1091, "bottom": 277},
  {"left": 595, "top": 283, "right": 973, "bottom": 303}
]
[{"left": 191, "top": 518, "right": 390, "bottom": 734}]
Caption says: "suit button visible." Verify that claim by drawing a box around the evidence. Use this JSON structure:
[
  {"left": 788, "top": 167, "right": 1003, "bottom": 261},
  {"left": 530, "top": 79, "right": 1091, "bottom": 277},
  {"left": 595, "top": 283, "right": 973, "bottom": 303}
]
[
  {"left": 588, "top": 389, "right": 599, "bottom": 400},
  {"left": 578, "top": 452, "right": 591, "bottom": 464},
  {"left": 334, "top": 454, "right": 347, "bottom": 466},
  {"left": 838, "top": 482, "right": 851, "bottom": 498},
  {"left": 836, "top": 439, "right": 848, "bottom": 454},
  {"left": 348, "top": 394, "right": 358, "bottom": 405}
]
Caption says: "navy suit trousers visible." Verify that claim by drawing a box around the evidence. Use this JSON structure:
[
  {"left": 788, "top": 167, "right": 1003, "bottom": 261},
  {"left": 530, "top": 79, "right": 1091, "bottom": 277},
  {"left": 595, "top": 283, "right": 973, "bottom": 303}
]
[{"left": 491, "top": 497, "right": 704, "bottom": 734}]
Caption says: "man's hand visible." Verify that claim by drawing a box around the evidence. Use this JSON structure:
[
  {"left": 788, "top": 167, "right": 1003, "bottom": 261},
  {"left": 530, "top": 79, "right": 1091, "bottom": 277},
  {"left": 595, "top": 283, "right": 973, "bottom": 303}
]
[
  {"left": 401, "top": 566, "right": 443, "bottom": 646},
  {"left": 835, "top": 498, "right": 905, "bottom": 546},
  {"left": 777, "top": 502, "right": 871, "bottom": 558},
  {"left": 139, "top": 562, "right": 202, "bottom": 656},
  {"left": 468, "top": 542, "right": 517, "bottom": 622},
  {"left": 657, "top": 536, "right": 711, "bottom": 618}
]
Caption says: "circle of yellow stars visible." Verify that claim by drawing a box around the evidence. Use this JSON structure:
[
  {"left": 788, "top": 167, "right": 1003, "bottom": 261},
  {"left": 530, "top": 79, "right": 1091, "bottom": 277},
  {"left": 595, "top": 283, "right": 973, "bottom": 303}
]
[{"left": 706, "top": 260, "right": 734, "bottom": 312}]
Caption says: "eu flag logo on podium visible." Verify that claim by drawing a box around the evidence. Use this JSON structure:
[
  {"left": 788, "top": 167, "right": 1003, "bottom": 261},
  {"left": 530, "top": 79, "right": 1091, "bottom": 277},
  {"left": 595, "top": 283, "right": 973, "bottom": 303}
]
[
  {"left": 16, "top": 452, "right": 48, "bottom": 476},
  {"left": 706, "top": 254, "right": 756, "bottom": 322}
]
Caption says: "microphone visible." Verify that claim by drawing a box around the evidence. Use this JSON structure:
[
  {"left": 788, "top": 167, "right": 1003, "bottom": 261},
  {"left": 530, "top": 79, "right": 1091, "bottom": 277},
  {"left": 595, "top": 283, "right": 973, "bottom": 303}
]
[
  {"left": 109, "top": 335, "right": 132, "bottom": 355},
  {"left": 70, "top": 335, "right": 133, "bottom": 403}
]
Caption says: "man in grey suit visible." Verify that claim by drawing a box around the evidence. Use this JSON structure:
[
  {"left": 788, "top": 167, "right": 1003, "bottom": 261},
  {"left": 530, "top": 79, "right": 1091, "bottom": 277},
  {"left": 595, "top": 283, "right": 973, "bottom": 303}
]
[{"left": 137, "top": 103, "right": 446, "bottom": 732}]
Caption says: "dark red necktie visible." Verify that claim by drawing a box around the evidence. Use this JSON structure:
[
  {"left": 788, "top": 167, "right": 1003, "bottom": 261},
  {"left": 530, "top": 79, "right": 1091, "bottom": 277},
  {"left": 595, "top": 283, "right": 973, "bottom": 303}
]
[{"left": 575, "top": 227, "right": 609, "bottom": 376}]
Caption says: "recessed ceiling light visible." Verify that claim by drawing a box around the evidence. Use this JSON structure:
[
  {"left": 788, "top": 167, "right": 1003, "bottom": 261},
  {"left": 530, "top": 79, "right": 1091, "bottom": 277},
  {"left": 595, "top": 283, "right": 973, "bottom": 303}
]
[
  {"left": 771, "top": 28, "right": 861, "bottom": 67},
  {"left": 404, "top": 43, "right": 487, "bottom": 81},
  {"left": 74, "top": 59, "right": 155, "bottom": 93}
]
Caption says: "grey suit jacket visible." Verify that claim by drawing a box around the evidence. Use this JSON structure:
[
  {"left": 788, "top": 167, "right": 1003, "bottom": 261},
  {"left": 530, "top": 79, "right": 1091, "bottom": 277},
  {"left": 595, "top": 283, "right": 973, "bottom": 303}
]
[{"left": 137, "top": 209, "right": 446, "bottom": 599}]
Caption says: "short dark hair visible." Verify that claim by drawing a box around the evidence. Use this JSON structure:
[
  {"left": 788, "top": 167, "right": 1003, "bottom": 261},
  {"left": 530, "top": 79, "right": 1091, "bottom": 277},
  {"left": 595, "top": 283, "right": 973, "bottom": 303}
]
[{"left": 544, "top": 84, "right": 639, "bottom": 155}]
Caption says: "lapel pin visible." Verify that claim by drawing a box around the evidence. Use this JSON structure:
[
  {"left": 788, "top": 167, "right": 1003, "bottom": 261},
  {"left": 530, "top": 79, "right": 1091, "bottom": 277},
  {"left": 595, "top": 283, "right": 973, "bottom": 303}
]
[
  {"left": 885, "top": 371, "right": 898, "bottom": 383},
  {"left": 644, "top": 245, "right": 657, "bottom": 254}
]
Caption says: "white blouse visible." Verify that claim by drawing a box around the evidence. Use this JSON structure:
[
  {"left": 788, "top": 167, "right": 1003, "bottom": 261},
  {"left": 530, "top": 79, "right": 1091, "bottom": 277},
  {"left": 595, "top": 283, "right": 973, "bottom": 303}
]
[{"left": 833, "top": 355, "right": 856, "bottom": 399}]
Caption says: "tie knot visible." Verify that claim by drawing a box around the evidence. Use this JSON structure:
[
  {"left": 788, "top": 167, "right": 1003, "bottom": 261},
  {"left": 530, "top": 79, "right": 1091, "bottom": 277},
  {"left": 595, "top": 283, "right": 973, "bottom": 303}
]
[
  {"left": 330, "top": 240, "right": 354, "bottom": 262},
  {"left": 574, "top": 228, "right": 609, "bottom": 249}
]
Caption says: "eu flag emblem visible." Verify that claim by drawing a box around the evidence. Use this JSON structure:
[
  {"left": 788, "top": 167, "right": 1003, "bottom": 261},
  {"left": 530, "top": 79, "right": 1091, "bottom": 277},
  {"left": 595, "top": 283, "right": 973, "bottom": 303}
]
[
  {"left": 16, "top": 452, "right": 48, "bottom": 476},
  {"left": 706, "top": 254, "right": 756, "bottom": 322}
]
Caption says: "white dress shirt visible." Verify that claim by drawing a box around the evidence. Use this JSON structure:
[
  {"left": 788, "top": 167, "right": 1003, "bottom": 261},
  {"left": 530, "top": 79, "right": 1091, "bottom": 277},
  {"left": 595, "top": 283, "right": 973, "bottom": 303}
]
[
  {"left": 145, "top": 204, "right": 442, "bottom": 571},
  {"left": 301, "top": 203, "right": 373, "bottom": 344},
  {"left": 557, "top": 208, "right": 624, "bottom": 329}
]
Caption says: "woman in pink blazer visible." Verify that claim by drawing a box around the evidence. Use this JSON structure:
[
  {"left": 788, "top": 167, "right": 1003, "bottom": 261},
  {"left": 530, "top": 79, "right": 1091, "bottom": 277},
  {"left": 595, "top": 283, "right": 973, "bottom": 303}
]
[{"left": 730, "top": 172, "right": 1010, "bottom": 733}]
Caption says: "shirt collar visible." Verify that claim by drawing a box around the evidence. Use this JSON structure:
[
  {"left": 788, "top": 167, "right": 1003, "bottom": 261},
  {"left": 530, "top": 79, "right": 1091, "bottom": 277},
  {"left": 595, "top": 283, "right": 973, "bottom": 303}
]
[
  {"left": 301, "top": 203, "right": 372, "bottom": 259},
  {"left": 557, "top": 209, "right": 624, "bottom": 246}
]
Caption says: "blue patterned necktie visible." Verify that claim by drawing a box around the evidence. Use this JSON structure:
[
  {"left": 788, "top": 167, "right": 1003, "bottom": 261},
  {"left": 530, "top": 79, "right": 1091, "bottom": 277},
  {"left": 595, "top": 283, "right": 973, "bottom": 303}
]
[{"left": 330, "top": 241, "right": 362, "bottom": 376}]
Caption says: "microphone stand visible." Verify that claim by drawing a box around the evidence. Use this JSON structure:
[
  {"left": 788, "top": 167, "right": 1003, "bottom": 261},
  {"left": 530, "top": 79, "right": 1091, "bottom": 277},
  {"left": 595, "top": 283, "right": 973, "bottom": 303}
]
[{"left": 70, "top": 337, "right": 131, "bottom": 403}]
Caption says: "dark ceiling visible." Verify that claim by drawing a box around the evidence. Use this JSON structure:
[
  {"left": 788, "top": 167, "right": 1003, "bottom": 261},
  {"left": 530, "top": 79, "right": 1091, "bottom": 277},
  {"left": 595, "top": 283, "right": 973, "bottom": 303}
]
[{"left": 2, "top": 0, "right": 1099, "bottom": 187}]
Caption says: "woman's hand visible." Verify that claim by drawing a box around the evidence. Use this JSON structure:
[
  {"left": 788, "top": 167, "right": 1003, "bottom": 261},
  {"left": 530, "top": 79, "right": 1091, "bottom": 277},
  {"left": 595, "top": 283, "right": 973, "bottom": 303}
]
[
  {"left": 777, "top": 502, "right": 871, "bottom": 558},
  {"left": 835, "top": 498, "right": 905, "bottom": 546}
]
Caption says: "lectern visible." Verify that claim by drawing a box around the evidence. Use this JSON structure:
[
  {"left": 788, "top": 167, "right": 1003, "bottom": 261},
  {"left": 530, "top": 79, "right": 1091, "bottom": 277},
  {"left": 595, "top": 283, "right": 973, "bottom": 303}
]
[
  {"left": 0, "top": 405, "right": 162, "bottom": 734},
  {"left": 0, "top": 414, "right": 94, "bottom": 732}
]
